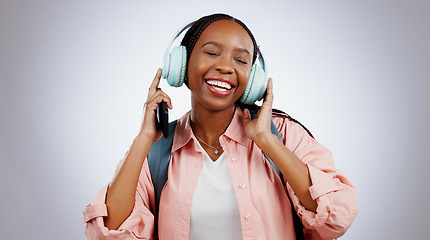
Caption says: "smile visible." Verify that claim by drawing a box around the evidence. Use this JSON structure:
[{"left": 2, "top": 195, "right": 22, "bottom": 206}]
[
  {"left": 204, "top": 79, "right": 236, "bottom": 96},
  {"left": 206, "top": 80, "right": 232, "bottom": 92}
]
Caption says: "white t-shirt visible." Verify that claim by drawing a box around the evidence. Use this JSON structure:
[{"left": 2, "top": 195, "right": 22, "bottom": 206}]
[{"left": 189, "top": 141, "right": 243, "bottom": 240}]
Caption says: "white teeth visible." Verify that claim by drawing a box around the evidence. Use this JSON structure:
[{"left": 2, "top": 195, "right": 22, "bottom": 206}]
[
  {"left": 206, "top": 80, "right": 232, "bottom": 90},
  {"left": 212, "top": 86, "right": 228, "bottom": 92}
]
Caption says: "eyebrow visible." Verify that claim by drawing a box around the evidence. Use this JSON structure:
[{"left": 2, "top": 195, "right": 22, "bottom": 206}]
[{"left": 201, "top": 41, "right": 251, "bottom": 57}]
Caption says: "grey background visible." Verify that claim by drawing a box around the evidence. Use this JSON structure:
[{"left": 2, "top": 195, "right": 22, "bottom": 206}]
[{"left": 1, "top": 0, "right": 429, "bottom": 239}]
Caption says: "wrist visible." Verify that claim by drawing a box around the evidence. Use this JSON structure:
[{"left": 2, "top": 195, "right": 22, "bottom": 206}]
[
  {"left": 137, "top": 126, "right": 161, "bottom": 143},
  {"left": 134, "top": 132, "right": 156, "bottom": 146},
  {"left": 253, "top": 132, "right": 279, "bottom": 150}
]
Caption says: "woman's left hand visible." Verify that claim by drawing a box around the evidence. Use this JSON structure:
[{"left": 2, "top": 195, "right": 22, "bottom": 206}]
[{"left": 242, "top": 78, "right": 274, "bottom": 141}]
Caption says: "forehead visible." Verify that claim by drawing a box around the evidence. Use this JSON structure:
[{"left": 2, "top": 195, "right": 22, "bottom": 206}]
[{"left": 195, "top": 20, "right": 254, "bottom": 53}]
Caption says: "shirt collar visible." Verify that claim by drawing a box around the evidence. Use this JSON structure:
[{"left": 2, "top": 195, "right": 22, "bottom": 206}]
[{"left": 171, "top": 107, "right": 252, "bottom": 153}]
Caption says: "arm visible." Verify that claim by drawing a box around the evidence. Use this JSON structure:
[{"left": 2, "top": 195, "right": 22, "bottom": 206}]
[
  {"left": 276, "top": 116, "right": 357, "bottom": 239},
  {"left": 253, "top": 131, "right": 318, "bottom": 212},
  {"left": 104, "top": 136, "right": 154, "bottom": 229},
  {"left": 243, "top": 78, "right": 357, "bottom": 238},
  {"left": 242, "top": 78, "right": 317, "bottom": 212},
  {"left": 101, "top": 68, "right": 173, "bottom": 230},
  {"left": 83, "top": 159, "right": 156, "bottom": 239}
]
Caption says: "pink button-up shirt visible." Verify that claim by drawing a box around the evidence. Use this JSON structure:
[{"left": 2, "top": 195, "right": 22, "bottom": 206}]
[{"left": 83, "top": 108, "right": 357, "bottom": 240}]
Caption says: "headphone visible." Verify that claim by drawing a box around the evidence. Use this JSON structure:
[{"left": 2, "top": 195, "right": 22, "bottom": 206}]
[{"left": 162, "top": 21, "right": 268, "bottom": 105}]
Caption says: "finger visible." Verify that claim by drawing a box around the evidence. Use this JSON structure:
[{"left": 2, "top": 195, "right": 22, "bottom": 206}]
[
  {"left": 153, "top": 89, "right": 172, "bottom": 107},
  {"left": 147, "top": 68, "right": 162, "bottom": 98},
  {"left": 146, "top": 90, "right": 173, "bottom": 111},
  {"left": 149, "top": 68, "right": 162, "bottom": 89},
  {"left": 262, "top": 78, "right": 274, "bottom": 107},
  {"left": 160, "top": 91, "right": 173, "bottom": 110},
  {"left": 242, "top": 108, "right": 251, "bottom": 125},
  {"left": 266, "top": 78, "right": 274, "bottom": 102}
]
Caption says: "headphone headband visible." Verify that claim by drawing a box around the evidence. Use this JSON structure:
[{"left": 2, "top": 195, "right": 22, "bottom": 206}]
[
  {"left": 162, "top": 21, "right": 196, "bottom": 81},
  {"left": 162, "top": 20, "right": 267, "bottom": 79}
]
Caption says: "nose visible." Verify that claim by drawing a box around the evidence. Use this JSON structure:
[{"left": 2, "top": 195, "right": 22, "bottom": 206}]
[{"left": 215, "top": 56, "right": 234, "bottom": 74}]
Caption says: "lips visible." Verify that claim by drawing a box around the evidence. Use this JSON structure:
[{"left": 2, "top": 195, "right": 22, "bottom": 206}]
[
  {"left": 206, "top": 80, "right": 233, "bottom": 91},
  {"left": 204, "top": 79, "right": 236, "bottom": 97}
]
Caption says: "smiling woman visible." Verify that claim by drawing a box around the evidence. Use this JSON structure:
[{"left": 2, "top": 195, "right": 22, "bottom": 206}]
[
  {"left": 83, "top": 13, "right": 357, "bottom": 240},
  {"left": 187, "top": 20, "right": 254, "bottom": 113}
]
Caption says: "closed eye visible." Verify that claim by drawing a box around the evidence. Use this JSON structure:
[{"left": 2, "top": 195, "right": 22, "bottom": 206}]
[
  {"left": 236, "top": 58, "right": 248, "bottom": 65},
  {"left": 205, "top": 51, "right": 219, "bottom": 56}
]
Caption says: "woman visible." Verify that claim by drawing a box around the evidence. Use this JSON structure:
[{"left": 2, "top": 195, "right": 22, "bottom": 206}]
[{"left": 83, "top": 13, "right": 357, "bottom": 240}]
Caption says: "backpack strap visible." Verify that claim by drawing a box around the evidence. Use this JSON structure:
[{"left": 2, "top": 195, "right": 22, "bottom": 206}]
[
  {"left": 247, "top": 109, "right": 305, "bottom": 240},
  {"left": 247, "top": 110, "right": 284, "bottom": 183},
  {"left": 147, "top": 120, "right": 177, "bottom": 215}
]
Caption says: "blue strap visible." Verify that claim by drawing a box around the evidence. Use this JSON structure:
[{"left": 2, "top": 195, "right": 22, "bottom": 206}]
[
  {"left": 247, "top": 109, "right": 304, "bottom": 240},
  {"left": 247, "top": 110, "right": 284, "bottom": 183},
  {"left": 147, "top": 120, "right": 177, "bottom": 215}
]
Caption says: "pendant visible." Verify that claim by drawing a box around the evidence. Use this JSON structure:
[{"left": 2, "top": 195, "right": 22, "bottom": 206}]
[{"left": 214, "top": 149, "right": 219, "bottom": 155}]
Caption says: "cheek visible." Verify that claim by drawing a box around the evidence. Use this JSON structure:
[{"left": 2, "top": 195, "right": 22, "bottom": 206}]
[
  {"left": 187, "top": 61, "right": 207, "bottom": 90},
  {"left": 237, "top": 68, "right": 251, "bottom": 91},
  {"left": 188, "top": 57, "right": 210, "bottom": 79}
]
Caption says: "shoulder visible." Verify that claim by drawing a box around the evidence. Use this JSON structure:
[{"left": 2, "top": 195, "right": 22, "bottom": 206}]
[{"left": 271, "top": 109, "right": 314, "bottom": 139}]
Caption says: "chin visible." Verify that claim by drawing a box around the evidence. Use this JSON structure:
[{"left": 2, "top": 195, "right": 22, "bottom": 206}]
[{"left": 200, "top": 98, "right": 237, "bottom": 112}]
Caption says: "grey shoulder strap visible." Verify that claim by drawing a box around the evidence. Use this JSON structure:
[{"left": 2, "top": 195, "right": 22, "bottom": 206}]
[
  {"left": 247, "top": 109, "right": 284, "bottom": 183},
  {"left": 147, "top": 120, "right": 177, "bottom": 214}
]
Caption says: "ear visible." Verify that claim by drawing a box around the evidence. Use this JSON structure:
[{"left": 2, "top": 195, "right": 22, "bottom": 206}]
[{"left": 184, "top": 71, "right": 190, "bottom": 88}]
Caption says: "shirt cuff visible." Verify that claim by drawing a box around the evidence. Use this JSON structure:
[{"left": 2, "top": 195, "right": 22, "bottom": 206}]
[
  {"left": 83, "top": 185, "right": 109, "bottom": 223},
  {"left": 307, "top": 164, "right": 343, "bottom": 200}
]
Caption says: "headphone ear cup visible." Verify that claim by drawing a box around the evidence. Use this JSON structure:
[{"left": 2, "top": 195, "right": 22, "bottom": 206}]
[
  {"left": 163, "top": 46, "right": 187, "bottom": 87},
  {"left": 240, "top": 64, "right": 267, "bottom": 104},
  {"left": 240, "top": 64, "right": 256, "bottom": 104}
]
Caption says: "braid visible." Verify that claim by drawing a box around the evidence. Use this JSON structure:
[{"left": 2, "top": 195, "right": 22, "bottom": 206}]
[
  {"left": 181, "top": 13, "right": 259, "bottom": 65},
  {"left": 271, "top": 108, "right": 315, "bottom": 139},
  {"left": 237, "top": 103, "right": 315, "bottom": 139}
]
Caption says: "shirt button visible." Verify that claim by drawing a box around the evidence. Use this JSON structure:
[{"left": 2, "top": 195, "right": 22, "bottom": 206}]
[
  {"left": 239, "top": 183, "right": 246, "bottom": 189},
  {"left": 244, "top": 214, "right": 251, "bottom": 220},
  {"left": 231, "top": 157, "right": 237, "bottom": 162}
]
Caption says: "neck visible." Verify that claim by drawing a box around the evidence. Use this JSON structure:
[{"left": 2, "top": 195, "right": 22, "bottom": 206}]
[{"left": 190, "top": 103, "right": 236, "bottom": 146}]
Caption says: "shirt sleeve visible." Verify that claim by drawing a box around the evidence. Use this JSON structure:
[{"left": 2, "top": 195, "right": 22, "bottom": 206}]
[
  {"left": 273, "top": 116, "right": 358, "bottom": 239},
  {"left": 83, "top": 150, "right": 156, "bottom": 240}
]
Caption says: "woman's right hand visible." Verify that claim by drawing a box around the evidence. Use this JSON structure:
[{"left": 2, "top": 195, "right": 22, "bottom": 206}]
[
  {"left": 104, "top": 68, "right": 172, "bottom": 230},
  {"left": 138, "top": 68, "right": 172, "bottom": 142}
]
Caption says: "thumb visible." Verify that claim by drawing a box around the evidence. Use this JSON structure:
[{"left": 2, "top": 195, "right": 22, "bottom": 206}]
[{"left": 242, "top": 108, "right": 251, "bottom": 125}]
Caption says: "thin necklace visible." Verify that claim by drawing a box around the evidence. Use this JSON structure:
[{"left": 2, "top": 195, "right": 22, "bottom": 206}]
[{"left": 194, "top": 134, "right": 222, "bottom": 155}]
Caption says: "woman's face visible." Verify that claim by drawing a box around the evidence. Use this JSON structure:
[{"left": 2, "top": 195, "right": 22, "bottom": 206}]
[{"left": 187, "top": 20, "right": 254, "bottom": 112}]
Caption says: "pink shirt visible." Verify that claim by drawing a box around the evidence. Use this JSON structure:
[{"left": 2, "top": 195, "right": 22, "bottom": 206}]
[{"left": 83, "top": 108, "right": 357, "bottom": 240}]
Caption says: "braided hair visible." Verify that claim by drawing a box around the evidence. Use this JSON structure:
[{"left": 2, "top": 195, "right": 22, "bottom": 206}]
[{"left": 181, "top": 13, "right": 259, "bottom": 66}]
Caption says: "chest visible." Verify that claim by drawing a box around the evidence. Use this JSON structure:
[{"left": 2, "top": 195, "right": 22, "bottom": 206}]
[{"left": 157, "top": 140, "right": 294, "bottom": 239}]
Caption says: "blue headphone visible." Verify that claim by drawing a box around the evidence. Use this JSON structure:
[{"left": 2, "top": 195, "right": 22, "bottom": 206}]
[{"left": 162, "top": 21, "right": 268, "bottom": 105}]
